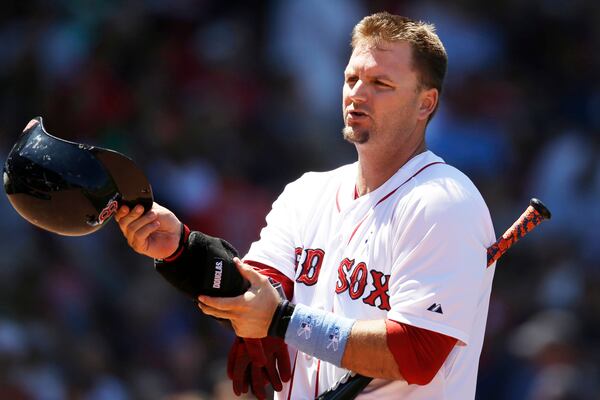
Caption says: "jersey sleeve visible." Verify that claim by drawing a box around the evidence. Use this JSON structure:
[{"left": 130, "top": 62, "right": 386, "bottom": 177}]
[
  {"left": 243, "top": 177, "right": 304, "bottom": 281},
  {"left": 386, "top": 181, "right": 494, "bottom": 346}
]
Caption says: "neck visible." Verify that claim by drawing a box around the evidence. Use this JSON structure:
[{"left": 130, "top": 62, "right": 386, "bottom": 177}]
[{"left": 355, "top": 139, "right": 426, "bottom": 197}]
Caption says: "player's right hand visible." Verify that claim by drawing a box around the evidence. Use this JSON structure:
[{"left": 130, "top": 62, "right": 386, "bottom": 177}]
[{"left": 115, "top": 202, "right": 182, "bottom": 260}]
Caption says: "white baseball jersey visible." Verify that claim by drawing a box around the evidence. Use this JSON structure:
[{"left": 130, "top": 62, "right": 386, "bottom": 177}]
[{"left": 245, "top": 150, "right": 496, "bottom": 400}]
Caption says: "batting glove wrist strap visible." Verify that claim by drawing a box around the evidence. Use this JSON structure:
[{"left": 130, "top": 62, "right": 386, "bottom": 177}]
[
  {"left": 162, "top": 223, "right": 190, "bottom": 262},
  {"left": 284, "top": 304, "right": 355, "bottom": 367},
  {"left": 268, "top": 300, "right": 294, "bottom": 338},
  {"left": 154, "top": 230, "right": 249, "bottom": 299}
]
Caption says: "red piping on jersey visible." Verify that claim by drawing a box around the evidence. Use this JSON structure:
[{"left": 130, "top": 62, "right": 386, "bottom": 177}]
[
  {"left": 347, "top": 216, "right": 369, "bottom": 245},
  {"left": 336, "top": 184, "right": 361, "bottom": 212},
  {"left": 314, "top": 360, "right": 321, "bottom": 398},
  {"left": 287, "top": 350, "right": 299, "bottom": 400},
  {"left": 347, "top": 161, "right": 445, "bottom": 245}
]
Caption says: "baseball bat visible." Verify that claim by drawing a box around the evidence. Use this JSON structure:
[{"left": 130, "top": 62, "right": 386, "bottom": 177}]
[
  {"left": 317, "top": 198, "right": 551, "bottom": 400},
  {"left": 486, "top": 198, "right": 551, "bottom": 267}
]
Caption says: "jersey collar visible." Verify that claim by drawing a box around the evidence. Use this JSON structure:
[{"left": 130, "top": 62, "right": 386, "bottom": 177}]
[{"left": 336, "top": 150, "right": 445, "bottom": 213}]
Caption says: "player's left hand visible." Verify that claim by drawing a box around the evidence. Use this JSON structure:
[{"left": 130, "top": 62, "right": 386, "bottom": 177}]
[{"left": 198, "top": 258, "right": 280, "bottom": 338}]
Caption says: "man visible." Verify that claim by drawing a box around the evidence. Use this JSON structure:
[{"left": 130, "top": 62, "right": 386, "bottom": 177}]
[{"left": 116, "top": 12, "right": 496, "bottom": 400}]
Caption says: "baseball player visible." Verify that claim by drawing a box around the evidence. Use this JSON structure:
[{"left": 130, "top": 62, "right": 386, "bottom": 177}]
[{"left": 116, "top": 12, "right": 496, "bottom": 400}]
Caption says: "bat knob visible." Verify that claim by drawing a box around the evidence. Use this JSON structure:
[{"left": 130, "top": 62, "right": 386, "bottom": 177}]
[{"left": 529, "top": 198, "right": 552, "bottom": 220}]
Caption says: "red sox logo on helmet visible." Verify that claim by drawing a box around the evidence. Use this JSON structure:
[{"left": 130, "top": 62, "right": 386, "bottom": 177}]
[{"left": 97, "top": 198, "right": 119, "bottom": 225}]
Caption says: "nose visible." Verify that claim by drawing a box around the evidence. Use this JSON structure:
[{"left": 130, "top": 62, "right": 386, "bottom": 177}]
[{"left": 348, "top": 80, "right": 368, "bottom": 103}]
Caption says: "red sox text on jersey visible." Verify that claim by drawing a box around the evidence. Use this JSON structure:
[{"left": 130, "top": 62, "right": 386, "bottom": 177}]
[{"left": 295, "top": 247, "right": 391, "bottom": 311}]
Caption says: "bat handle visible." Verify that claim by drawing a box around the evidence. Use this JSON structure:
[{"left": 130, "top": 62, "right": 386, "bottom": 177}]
[
  {"left": 317, "top": 373, "right": 371, "bottom": 400},
  {"left": 486, "top": 198, "right": 551, "bottom": 266}
]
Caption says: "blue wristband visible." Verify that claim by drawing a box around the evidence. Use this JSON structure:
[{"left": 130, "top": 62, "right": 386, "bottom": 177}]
[{"left": 284, "top": 304, "right": 355, "bottom": 367}]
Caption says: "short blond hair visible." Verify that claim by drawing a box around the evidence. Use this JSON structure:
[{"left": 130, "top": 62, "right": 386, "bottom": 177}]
[{"left": 352, "top": 12, "right": 447, "bottom": 114}]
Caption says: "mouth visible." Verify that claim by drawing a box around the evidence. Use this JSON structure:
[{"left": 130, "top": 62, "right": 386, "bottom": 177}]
[
  {"left": 348, "top": 110, "right": 368, "bottom": 117},
  {"left": 346, "top": 110, "right": 370, "bottom": 122}
]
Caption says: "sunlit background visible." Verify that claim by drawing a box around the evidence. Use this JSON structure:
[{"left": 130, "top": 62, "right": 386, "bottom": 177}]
[{"left": 1, "top": 1, "right": 599, "bottom": 399}]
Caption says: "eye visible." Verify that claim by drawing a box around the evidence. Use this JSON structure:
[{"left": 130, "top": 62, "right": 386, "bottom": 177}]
[
  {"left": 345, "top": 76, "right": 358, "bottom": 86},
  {"left": 375, "top": 80, "right": 391, "bottom": 88}
]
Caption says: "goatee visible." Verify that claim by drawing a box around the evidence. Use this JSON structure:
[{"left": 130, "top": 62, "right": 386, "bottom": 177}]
[{"left": 342, "top": 126, "right": 370, "bottom": 144}]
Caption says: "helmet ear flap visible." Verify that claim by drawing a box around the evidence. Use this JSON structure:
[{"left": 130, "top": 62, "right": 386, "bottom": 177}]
[
  {"left": 3, "top": 117, "right": 153, "bottom": 236},
  {"left": 92, "top": 149, "right": 153, "bottom": 213}
]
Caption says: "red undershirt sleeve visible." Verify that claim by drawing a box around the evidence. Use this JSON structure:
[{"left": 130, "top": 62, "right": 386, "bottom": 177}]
[
  {"left": 385, "top": 319, "right": 457, "bottom": 385},
  {"left": 244, "top": 260, "right": 294, "bottom": 300}
]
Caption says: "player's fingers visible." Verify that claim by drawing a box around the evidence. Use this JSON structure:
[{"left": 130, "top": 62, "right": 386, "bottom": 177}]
[
  {"left": 234, "top": 258, "right": 267, "bottom": 286},
  {"left": 114, "top": 205, "right": 130, "bottom": 223},
  {"left": 124, "top": 209, "right": 158, "bottom": 238},
  {"left": 197, "top": 301, "right": 233, "bottom": 320},
  {"left": 115, "top": 204, "right": 145, "bottom": 232},
  {"left": 124, "top": 211, "right": 158, "bottom": 249},
  {"left": 197, "top": 294, "right": 241, "bottom": 311},
  {"left": 129, "top": 220, "right": 161, "bottom": 251}
]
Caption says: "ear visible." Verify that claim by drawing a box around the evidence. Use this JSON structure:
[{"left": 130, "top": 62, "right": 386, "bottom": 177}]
[{"left": 417, "top": 88, "right": 438, "bottom": 121}]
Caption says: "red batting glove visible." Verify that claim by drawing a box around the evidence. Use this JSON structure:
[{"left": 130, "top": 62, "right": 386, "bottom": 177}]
[{"left": 227, "top": 336, "right": 291, "bottom": 399}]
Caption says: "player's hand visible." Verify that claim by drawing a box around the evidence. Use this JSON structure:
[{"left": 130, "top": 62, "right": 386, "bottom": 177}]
[
  {"left": 115, "top": 202, "right": 182, "bottom": 259},
  {"left": 198, "top": 258, "right": 280, "bottom": 338}
]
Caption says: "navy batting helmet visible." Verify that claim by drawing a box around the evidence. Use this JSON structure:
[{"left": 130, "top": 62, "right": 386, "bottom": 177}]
[{"left": 3, "top": 117, "right": 153, "bottom": 236}]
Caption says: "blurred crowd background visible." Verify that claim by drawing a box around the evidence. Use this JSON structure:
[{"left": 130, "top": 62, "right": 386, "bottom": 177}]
[{"left": 1, "top": 0, "right": 599, "bottom": 399}]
